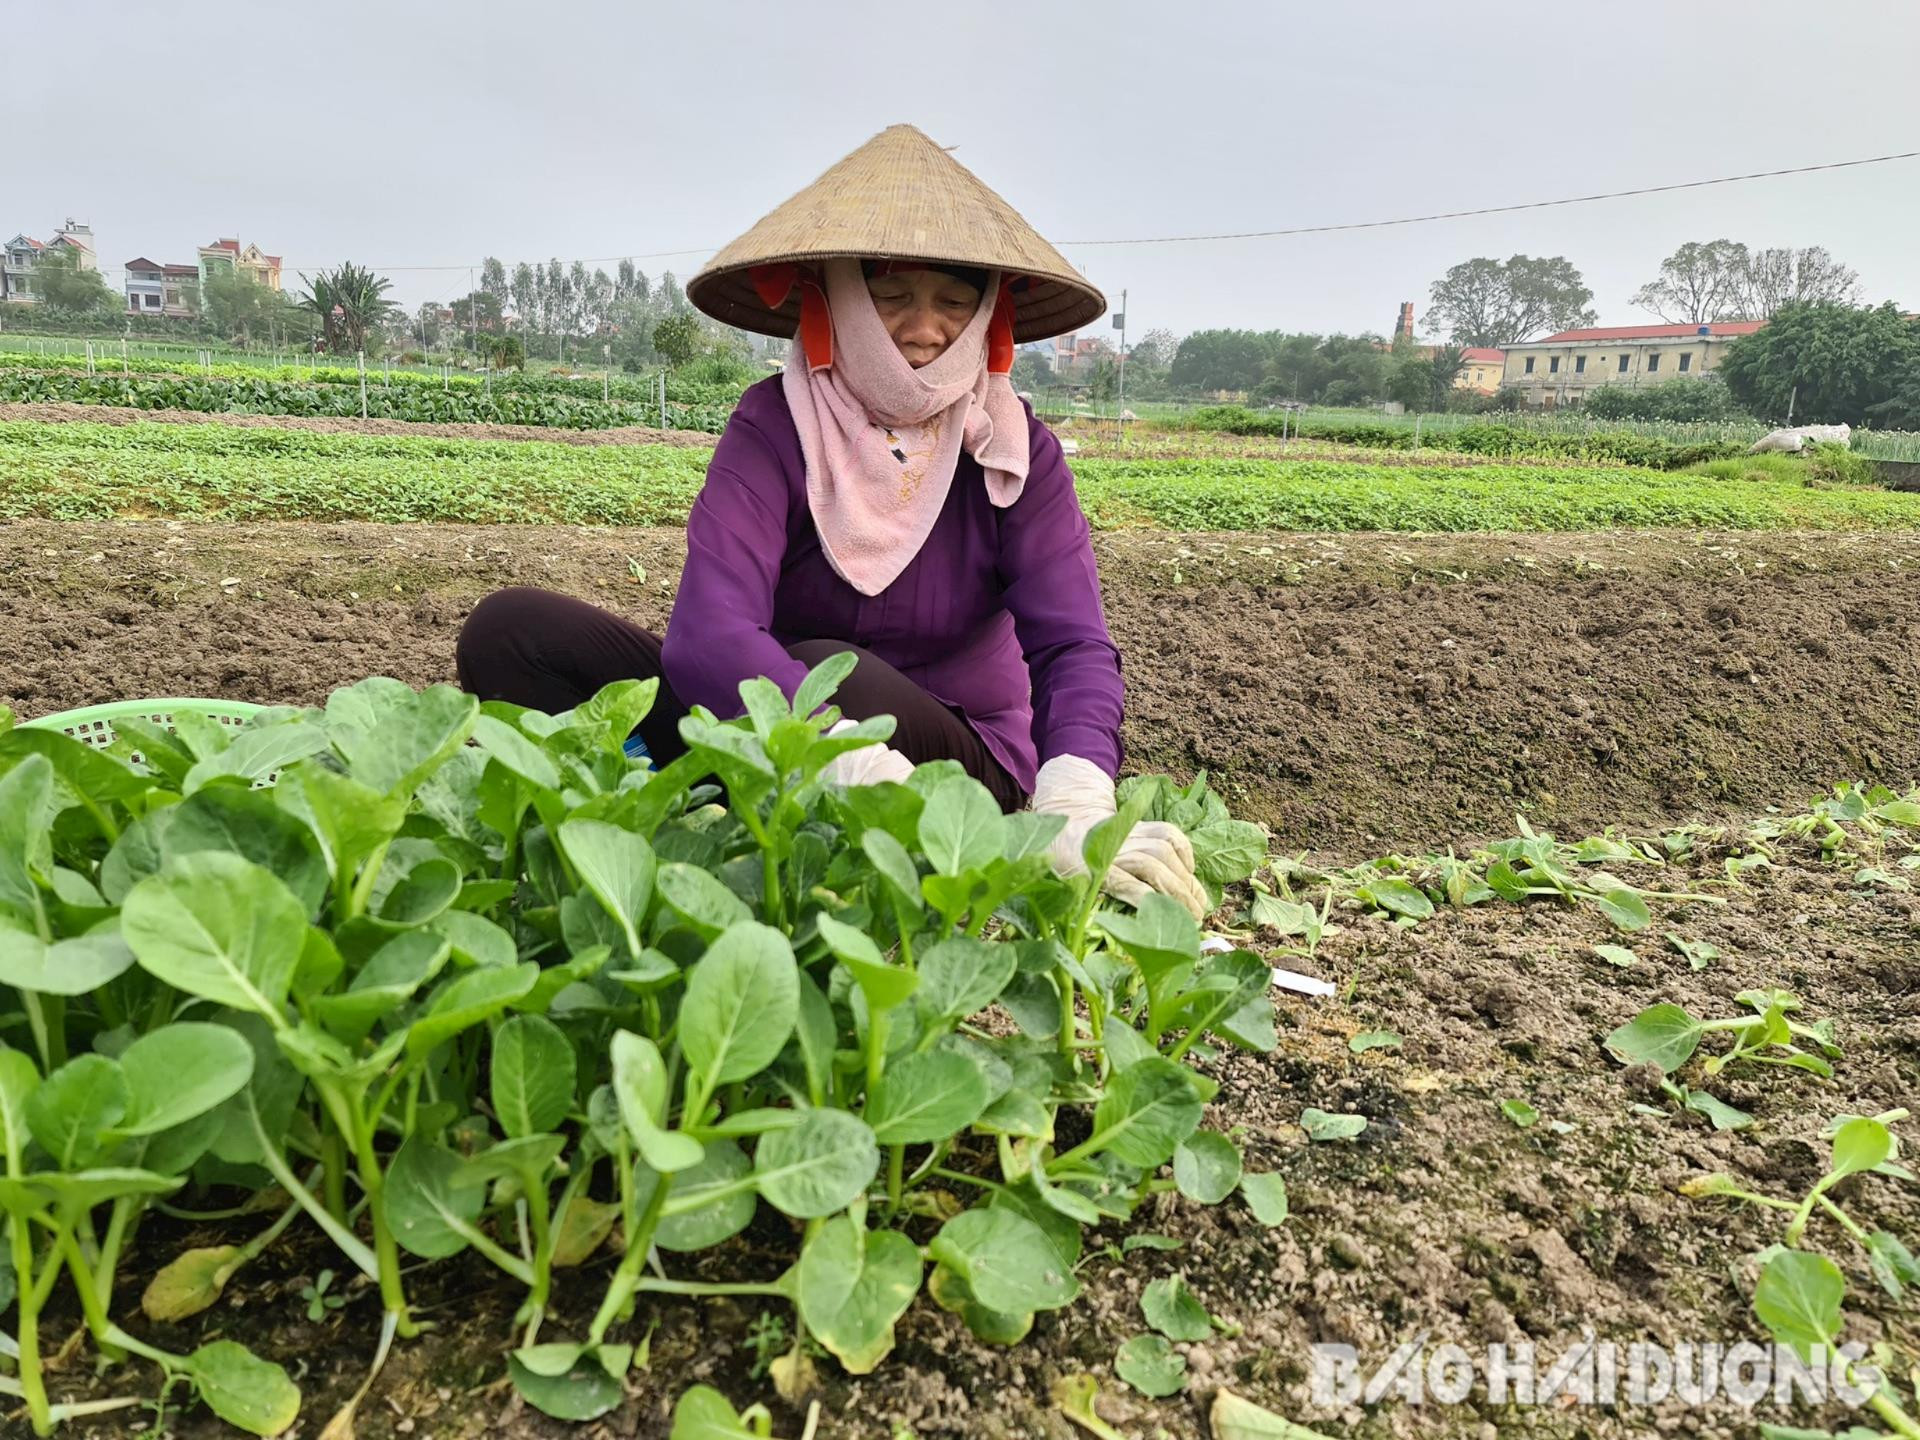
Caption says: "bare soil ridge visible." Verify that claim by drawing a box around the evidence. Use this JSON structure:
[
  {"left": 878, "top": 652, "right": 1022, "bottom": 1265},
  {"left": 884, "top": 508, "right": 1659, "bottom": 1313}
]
[{"left": 4, "top": 522, "right": 1916, "bottom": 851}]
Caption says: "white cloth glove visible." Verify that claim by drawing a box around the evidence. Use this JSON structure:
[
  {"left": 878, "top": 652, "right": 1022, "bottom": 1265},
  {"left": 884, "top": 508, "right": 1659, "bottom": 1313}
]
[
  {"left": 821, "top": 718, "right": 915, "bottom": 787},
  {"left": 1030, "top": 754, "right": 1209, "bottom": 920}
]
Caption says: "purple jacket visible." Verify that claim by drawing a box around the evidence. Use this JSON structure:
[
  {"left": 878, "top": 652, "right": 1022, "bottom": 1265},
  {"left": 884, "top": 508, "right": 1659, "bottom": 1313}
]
[{"left": 661, "top": 377, "right": 1123, "bottom": 793}]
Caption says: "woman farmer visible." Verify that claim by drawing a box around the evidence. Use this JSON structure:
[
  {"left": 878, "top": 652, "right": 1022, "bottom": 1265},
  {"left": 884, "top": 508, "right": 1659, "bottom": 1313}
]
[{"left": 456, "top": 125, "right": 1205, "bottom": 918}]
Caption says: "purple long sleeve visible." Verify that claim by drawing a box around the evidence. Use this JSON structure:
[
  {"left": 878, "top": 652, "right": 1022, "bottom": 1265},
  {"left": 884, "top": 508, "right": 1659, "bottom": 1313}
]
[
  {"left": 661, "top": 399, "right": 812, "bottom": 713},
  {"left": 995, "top": 413, "right": 1125, "bottom": 776},
  {"left": 661, "top": 378, "right": 1125, "bottom": 793}
]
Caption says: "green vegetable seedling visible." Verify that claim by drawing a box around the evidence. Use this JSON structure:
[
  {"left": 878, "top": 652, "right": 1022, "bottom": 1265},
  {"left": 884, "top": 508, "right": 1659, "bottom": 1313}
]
[
  {"left": 300, "top": 1269, "right": 347, "bottom": 1323},
  {"left": 1604, "top": 988, "right": 1840, "bottom": 1085},
  {"left": 1500, "top": 1099, "right": 1540, "bottom": 1129},
  {"left": 1684, "top": 1112, "right": 1920, "bottom": 1302},
  {"left": 1751, "top": 1250, "right": 1920, "bottom": 1439}
]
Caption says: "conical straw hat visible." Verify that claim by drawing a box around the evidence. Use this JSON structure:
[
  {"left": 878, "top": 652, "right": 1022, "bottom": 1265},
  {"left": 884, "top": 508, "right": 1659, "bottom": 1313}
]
[{"left": 689, "top": 125, "right": 1105, "bottom": 344}]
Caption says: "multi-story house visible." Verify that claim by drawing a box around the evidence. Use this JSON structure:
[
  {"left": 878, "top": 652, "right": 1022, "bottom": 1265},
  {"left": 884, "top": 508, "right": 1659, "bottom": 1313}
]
[
  {"left": 197, "top": 238, "right": 282, "bottom": 293},
  {"left": 3, "top": 219, "right": 98, "bottom": 304},
  {"left": 1050, "top": 333, "right": 1108, "bottom": 373},
  {"left": 125, "top": 258, "right": 201, "bottom": 317},
  {"left": 1499, "top": 321, "right": 1764, "bottom": 407},
  {"left": 49, "top": 220, "right": 97, "bottom": 270},
  {"left": 2, "top": 235, "right": 43, "bottom": 303},
  {"left": 1458, "top": 348, "right": 1506, "bottom": 395}
]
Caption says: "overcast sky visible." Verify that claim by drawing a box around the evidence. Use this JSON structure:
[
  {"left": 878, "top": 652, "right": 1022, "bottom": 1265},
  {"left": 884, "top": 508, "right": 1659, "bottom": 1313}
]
[{"left": 10, "top": 1, "right": 1918, "bottom": 341}]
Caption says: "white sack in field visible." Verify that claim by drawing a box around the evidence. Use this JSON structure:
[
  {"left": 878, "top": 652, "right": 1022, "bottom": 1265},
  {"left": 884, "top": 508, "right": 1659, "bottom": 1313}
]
[{"left": 1750, "top": 423, "right": 1852, "bottom": 454}]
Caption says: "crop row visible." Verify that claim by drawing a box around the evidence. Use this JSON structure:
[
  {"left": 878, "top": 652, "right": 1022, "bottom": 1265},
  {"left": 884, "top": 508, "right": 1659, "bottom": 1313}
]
[
  {"left": 1259, "top": 791, "right": 1920, "bottom": 1440},
  {"left": 1165, "top": 406, "right": 1761, "bottom": 469},
  {"left": 0, "top": 350, "right": 751, "bottom": 411},
  {"left": 6, "top": 419, "right": 1920, "bottom": 533},
  {"left": 1162, "top": 403, "right": 1920, "bottom": 464},
  {"left": 0, "top": 664, "right": 1276, "bottom": 1432},
  {"left": 0, "top": 371, "right": 735, "bottom": 436}
]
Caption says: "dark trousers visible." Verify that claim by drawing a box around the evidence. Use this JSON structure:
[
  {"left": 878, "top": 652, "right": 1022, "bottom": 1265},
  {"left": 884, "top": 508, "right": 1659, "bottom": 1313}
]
[{"left": 455, "top": 588, "right": 1025, "bottom": 811}]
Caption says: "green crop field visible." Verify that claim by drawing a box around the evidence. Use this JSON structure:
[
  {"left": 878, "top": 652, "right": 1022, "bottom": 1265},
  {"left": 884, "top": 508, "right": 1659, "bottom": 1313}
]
[
  {"left": 6, "top": 418, "right": 1920, "bottom": 533},
  {"left": 0, "top": 353, "right": 744, "bottom": 433},
  {"left": 13, "top": 344, "right": 1919, "bottom": 460},
  {"left": 1051, "top": 399, "right": 1920, "bottom": 461}
]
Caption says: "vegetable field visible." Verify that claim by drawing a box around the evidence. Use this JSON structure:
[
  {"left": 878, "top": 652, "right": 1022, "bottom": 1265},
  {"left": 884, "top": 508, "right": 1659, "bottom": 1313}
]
[
  {"left": 8, "top": 419, "right": 1920, "bottom": 533},
  {"left": 1075, "top": 401, "right": 1920, "bottom": 463},
  {"left": 1, "top": 408, "right": 1919, "bottom": 1439},
  {"left": 0, "top": 367, "right": 738, "bottom": 436},
  {"left": 13, "top": 344, "right": 1920, "bottom": 462}
]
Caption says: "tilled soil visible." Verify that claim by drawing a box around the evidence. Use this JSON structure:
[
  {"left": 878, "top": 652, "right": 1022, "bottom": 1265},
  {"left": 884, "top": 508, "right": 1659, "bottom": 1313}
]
[
  {"left": 4, "top": 521, "right": 1918, "bottom": 853},
  {"left": 0, "top": 401, "right": 720, "bottom": 448}
]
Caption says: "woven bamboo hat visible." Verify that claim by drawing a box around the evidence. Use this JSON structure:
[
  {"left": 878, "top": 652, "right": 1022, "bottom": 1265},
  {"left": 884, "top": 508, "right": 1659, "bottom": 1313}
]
[{"left": 689, "top": 124, "right": 1104, "bottom": 344}]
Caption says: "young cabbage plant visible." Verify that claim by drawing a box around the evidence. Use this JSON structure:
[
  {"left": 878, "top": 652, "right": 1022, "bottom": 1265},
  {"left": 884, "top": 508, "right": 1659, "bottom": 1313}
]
[
  {"left": 1752, "top": 1250, "right": 1920, "bottom": 1440},
  {"left": 0, "top": 1034, "right": 299, "bottom": 1437},
  {"left": 1684, "top": 1112, "right": 1920, "bottom": 1302},
  {"left": 1605, "top": 988, "right": 1841, "bottom": 1086},
  {"left": 2, "top": 659, "right": 1276, "bottom": 1430},
  {"left": 1332, "top": 816, "right": 1727, "bottom": 934}
]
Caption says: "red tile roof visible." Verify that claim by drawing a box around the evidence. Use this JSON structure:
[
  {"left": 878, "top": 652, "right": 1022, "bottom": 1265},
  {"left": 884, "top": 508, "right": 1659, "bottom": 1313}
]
[
  {"left": 261, "top": 255, "right": 282, "bottom": 266},
  {"left": 205, "top": 238, "right": 240, "bottom": 253},
  {"left": 1535, "top": 321, "right": 1765, "bottom": 343},
  {"left": 163, "top": 264, "right": 198, "bottom": 277},
  {"left": 125, "top": 257, "right": 164, "bottom": 272},
  {"left": 1461, "top": 347, "right": 1505, "bottom": 363}
]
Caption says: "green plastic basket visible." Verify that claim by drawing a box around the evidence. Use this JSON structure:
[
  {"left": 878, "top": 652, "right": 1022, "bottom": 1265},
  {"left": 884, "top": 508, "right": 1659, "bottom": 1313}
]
[{"left": 21, "top": 697, "right": 266, "bottom": 753}]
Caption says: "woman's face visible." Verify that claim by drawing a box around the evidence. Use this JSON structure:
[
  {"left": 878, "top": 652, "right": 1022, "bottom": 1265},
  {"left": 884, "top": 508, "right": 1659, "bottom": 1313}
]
[{"left": 865, "top": 268, "right": 982, "bottom": 368}]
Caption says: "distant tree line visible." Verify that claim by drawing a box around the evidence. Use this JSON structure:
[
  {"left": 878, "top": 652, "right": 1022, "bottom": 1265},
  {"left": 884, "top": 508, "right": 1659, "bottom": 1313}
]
[
  {"left": 412, "top": 256, "right": 758, "bottom": 373},
  {"left": 1139, "top": 236, "right": 1880, "bottom": 415}
]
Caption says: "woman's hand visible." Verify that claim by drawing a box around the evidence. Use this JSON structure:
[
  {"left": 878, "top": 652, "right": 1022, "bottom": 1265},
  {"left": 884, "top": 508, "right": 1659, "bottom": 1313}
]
[
  {"left": 821, "top": 720, "right": 916, "bottom": 788},
  {"left": 1030, "top": 755, "right": 1209, "bottom": 920}
]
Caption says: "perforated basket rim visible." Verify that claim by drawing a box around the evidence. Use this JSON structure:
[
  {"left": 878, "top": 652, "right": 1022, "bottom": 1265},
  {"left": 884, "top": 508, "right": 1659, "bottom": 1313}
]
[{"left": 22, "top": 697, "right": 266, "bottom": 736}]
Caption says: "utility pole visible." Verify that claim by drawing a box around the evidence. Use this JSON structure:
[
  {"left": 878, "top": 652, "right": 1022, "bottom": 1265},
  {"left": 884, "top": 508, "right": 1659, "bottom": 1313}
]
[{"left": 1114, "top": 288, "right": 1127, "bottom": 441}]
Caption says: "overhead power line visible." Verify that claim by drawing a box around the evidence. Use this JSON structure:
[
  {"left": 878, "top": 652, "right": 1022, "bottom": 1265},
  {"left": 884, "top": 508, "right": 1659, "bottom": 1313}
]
[
  {"left": 1050, "top": 149, "right": 1920, "bottom": 246},
  {"left": 279, "top": 148, "right": 1919, "bottom": 275}
]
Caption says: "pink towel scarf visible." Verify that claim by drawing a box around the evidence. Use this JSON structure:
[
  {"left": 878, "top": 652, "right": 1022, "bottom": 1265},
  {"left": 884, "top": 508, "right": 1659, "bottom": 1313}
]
[{"left": 781, "top": 257, "right": 1030, "bottom": 596}]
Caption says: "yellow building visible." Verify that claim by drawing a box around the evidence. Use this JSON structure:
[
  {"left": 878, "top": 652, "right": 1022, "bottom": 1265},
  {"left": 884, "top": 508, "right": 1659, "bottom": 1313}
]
[
  {"left": 1499, "top": 321, "right": 1762, "bottom": 406},
  {"left": 1458, "top": 347, "right": 1506, "bottom": 395}
]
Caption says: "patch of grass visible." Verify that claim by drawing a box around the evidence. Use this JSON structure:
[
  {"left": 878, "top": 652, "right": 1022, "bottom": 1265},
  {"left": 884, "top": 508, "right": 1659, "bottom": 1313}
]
[
  {"left": 1684, "top": 453, "right": 1813, "bottom": 484},
  {"left": 1686, "top": 445, "right": 1881, "bottom": 488},
  {"left": 7, "top": 419, "right": 1920, "bottom": 534}
]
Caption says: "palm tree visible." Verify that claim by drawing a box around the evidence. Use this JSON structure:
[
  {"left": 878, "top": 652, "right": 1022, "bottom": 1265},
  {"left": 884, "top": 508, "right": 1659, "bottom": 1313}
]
[
  {"left": 299, "top": 263, "right": 397, "bottom": 355},
  {"left": 1426, "top": 345, "right": 1468, "bottom": 410}
]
